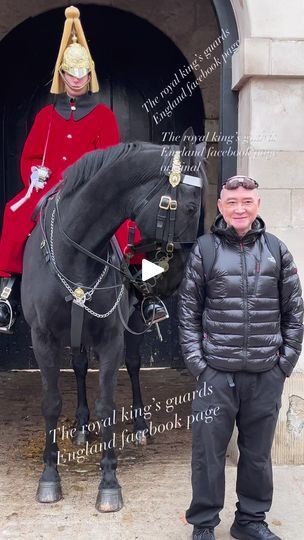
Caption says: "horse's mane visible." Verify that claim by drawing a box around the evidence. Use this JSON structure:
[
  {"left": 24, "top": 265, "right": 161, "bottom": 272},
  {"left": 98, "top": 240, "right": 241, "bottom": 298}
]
[
  {"left": 60, "top": 142, "right": 143, "bottom": 198},
  {"left": 59, "top": 139, "right": 208, "bottom": 204}
]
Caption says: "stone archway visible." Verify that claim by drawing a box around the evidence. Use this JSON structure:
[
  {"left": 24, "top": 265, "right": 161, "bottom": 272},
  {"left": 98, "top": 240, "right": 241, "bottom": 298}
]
[
  {"left": 0, "top": 0, "right": 241, "bottom": 368},
  {"left": 0, "top": 4, "right": 207, "bottom": 369},
  {"left": 0, "top": 5, "right": 205, "bottom": 204}
]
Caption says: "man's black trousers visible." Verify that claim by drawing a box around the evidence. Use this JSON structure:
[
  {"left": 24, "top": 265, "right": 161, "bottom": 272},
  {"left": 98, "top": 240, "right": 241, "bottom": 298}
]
[{"left": 186, "top": 364, "right": 286, "bottom": 528}]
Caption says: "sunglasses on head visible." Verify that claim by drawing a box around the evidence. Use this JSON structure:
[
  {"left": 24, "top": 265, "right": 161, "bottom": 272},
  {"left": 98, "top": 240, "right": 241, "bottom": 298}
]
[{"left": 222, "top": 176, "right": 259, "bottom": 190}]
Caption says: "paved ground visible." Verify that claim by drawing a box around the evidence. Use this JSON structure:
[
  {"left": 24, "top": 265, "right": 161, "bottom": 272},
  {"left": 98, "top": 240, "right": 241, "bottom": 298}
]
[{"left": 0, "top": 369, "right": 303, "bottom": 540}]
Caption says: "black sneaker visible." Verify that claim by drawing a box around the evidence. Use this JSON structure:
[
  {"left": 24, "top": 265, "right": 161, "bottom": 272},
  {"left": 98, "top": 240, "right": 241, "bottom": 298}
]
[
  {"left": 230, "top": 520, "right": 282, "bottom": 540},
  {"left": 193, "top": 526, "right": 215, "bottom": 540}
]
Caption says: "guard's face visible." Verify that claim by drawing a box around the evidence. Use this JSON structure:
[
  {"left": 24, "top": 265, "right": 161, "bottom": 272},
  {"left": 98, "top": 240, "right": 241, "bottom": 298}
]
[
  {"left": 217, "top": 186, "right": 260, "bottom": 237},
  {"left": 63, "top": 72, "right": 90, "bottom": 97}
]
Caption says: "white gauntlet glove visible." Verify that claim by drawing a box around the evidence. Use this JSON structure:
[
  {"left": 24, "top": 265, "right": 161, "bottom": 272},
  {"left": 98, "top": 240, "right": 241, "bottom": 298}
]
[
  {"left": 11, "top": 165, "right": 52, "bottom": 212},
  {"left": 30, "top": 165, "right": 52, "bottom": 190}
]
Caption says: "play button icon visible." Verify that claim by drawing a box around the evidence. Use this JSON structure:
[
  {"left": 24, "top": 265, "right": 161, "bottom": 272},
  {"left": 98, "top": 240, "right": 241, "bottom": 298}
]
[{"left": 142, "top": 259, "right": 165, "bottom": 281}]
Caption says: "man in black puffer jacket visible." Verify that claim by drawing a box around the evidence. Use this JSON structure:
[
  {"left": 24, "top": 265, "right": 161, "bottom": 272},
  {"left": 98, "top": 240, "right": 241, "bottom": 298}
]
[{"left": 178, "top": 176, "right": 303, "bottom": 540}]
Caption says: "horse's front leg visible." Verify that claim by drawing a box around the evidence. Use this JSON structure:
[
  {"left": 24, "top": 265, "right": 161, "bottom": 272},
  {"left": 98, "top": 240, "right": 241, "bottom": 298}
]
[
  {"left": 95, "top": 328, "right": 124, "bottom": 512},
  {"left": 125, "top": 308, "right": 150, "bottom": 444},
  {"left": 31, "top": 326, "right": 63, "bottom": 503},
  {"left": 72, "top": 347, "right": 90, "bottom": 445}
]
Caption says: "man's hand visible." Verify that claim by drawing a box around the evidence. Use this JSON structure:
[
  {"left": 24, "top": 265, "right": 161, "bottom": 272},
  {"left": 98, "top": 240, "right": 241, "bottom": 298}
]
[{"left": 184, "top": 352, "right": 207, "bottom": 379}]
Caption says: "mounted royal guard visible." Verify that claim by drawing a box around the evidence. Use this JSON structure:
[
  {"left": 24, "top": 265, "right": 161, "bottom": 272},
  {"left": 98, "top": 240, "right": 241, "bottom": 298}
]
[{"left": 0, "top": 5, "right": 167, "bottom": 334}]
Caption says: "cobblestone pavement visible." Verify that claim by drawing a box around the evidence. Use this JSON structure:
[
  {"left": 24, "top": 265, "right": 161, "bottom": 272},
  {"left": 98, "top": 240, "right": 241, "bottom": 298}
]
[{"left": 0, "top": 369, "right": 303, "bottom": 539}]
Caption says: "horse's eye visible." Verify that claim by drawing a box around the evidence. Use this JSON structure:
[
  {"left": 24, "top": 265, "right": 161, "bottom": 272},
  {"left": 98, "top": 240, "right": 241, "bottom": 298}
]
[{"left": 184, "top": 203, "right": 197, "bottom": 215}]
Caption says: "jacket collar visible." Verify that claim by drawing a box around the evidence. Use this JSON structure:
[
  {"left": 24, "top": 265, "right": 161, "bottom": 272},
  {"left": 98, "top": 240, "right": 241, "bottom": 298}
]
[
  {"left": 54, "top": 93, "right": 100, "bottom": 121},
  {"left": 211, "top": 214, "right": 265, "bottom": 244}
]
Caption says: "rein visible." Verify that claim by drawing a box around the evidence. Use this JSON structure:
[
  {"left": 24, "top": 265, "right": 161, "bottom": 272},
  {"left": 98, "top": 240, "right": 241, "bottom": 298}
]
[
  {"left": 54, "top": 196, "right": 132, "bottom": 280},
  {"left": 53, "top": 196, "right": 166, "bottom": 297},
  {"left": 37, "top": 149, "right": 204, "bottom": 348}
]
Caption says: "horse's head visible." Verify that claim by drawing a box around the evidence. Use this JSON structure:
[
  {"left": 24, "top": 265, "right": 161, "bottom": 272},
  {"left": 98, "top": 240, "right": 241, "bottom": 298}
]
[
  {"left": 53, "top": 129, "right": 207, "bottom": 297},
  {"left": 130, "top": 127, "right": 207, "bottom": 296}
]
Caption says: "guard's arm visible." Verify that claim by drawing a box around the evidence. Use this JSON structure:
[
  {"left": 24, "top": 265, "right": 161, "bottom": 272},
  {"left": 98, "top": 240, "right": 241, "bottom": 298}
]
[
  {"left": 178, "top": 242, "right": 206, "bottom": 378},
  {"left": 20, "top": 107, "right": 54, "bottom": 188},
  {"left": 279, "top": 241, "right": 304, "bottom": 376}
]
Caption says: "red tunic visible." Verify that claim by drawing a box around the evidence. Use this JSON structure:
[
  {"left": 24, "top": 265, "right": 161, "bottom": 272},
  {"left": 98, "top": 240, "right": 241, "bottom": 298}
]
[{"left": 0, "top": 97, "right": 141, "bottom": 277}]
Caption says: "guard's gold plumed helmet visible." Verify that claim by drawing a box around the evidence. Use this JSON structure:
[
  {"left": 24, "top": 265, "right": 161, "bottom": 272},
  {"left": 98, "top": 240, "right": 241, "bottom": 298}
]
[
  {"left": 61, "top": 38, "right": 90, "bottom": 78},
  {"left": 50, "top": 5, "right": 99, "bottom": 94}
]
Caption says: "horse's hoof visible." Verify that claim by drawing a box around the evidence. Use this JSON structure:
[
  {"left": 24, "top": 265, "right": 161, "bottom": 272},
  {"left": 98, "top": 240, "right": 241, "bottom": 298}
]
[
  {"left": 36, "top": 481, "right": 62, "bottom": 503},
  {"left": 135, "top": 430, "right": 150, "bottom": 446},
  {"left": 95, "top": 487, "right": 123, "bottom": 512},
  {"left": 72, "top": 430, "right": 90, "bottom": 445}
]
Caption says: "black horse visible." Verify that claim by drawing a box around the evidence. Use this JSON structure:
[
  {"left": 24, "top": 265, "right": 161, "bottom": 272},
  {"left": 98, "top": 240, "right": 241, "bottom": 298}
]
[{"left": 21, "top": 130, "right": 207, "bottom": 511}]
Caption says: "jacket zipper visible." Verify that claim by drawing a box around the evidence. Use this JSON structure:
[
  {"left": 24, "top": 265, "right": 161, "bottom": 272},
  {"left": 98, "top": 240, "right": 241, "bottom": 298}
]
[
  {"left": 240, "top": 241, "right": 248, "bottom": 368},
  {"left": 253, "top": 260, "right": 260, "bottom": 296},
  {"left": 253, "top": 239, "right": 262, "bottom": 296}
]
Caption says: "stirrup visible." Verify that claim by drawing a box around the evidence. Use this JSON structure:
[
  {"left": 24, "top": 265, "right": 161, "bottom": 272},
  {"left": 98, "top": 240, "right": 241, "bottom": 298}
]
[
  {"left": 0, "top": 277, "right": 16, "bottom": 333},
  {"left": 141, "top": 296, "right": 169, "bottom": 326},
  {"left": 0, "top": 299, "right": 15, "bottom": 334}
]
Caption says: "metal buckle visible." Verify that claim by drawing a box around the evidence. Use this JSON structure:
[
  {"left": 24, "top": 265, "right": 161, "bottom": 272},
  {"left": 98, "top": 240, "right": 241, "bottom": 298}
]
[
  {"left": 159, "top": 196, "right": 171, "bottom": 210},
  {"left": 0, "top": 287, "right": 12, "bottom": 300},
  {"left": 166, "top": 242, "right": 174, "bottom": 254},
  {"left": 169, "top": 199, "right": 177, "bottom": 210}
]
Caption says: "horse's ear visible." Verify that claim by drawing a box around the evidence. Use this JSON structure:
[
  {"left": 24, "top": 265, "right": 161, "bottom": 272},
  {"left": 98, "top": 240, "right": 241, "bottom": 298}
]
[
  {"left": 180, "top": 127, "right": 196, "bottom": 151},
  {"left": 196, "top": 142, "right": 207, "bottom": 159},
  {"left": 180, "top": 127, "right": 196, "bottom": 168}
]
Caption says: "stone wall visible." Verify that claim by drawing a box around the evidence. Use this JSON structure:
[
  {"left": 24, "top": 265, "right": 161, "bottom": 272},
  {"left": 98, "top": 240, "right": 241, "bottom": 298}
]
[
  {"left": 229, "top": 0, "right": 304, "bottom": 463},
  {"left": 232, "top": 18, "right": 304, "bottom": 373}
]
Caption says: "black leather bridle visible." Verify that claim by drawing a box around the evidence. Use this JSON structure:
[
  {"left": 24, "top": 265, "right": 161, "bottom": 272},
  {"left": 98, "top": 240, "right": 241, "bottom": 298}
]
[
  {"left": 128, "top": 151, "right": 204, "bottom": 260},
  {"left": 38, "top": 151, "right": 204, "bottom": 295},
  {"left": 35, "top": 150, "right": 205, "bottom": 349}
]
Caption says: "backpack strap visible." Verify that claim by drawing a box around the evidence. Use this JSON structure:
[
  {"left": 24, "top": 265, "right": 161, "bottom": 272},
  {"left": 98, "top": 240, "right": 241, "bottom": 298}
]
[
  {"left": 196, "top": 233, "right": 216, "bottom": 282},
  {"left": 197, "top": 232, "right": 281, "bottom": 281},
  {"left": 264, "top": 232, "right": 281, "bottom": 273}
]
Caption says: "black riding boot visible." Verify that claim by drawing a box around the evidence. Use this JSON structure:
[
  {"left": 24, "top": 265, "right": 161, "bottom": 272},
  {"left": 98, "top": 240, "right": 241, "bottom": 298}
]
[
  {"left": 0, "top": 276, "right": 20, "bottom": 333},
  {"left": 129, "top": 264, "right": 169, "bottom": 325},
  {"left": 141, "top": 296, "right": 169, "bottom": 325}
]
